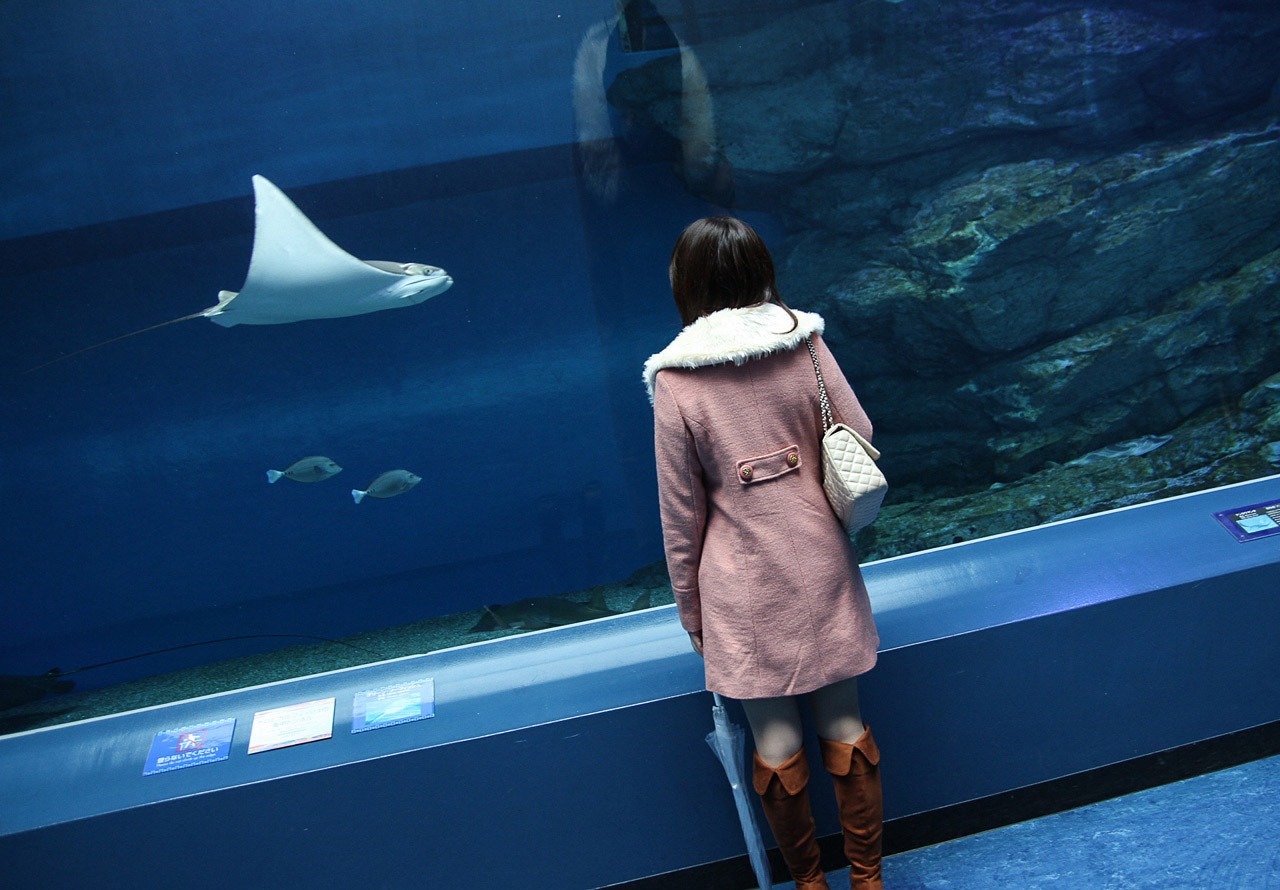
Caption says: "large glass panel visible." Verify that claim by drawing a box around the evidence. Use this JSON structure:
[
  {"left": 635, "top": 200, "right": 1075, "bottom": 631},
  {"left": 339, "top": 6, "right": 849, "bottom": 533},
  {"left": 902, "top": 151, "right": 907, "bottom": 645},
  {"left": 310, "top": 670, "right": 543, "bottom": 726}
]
[{"left": 3, "top": 0, "right": 1278, "bottom": 732}]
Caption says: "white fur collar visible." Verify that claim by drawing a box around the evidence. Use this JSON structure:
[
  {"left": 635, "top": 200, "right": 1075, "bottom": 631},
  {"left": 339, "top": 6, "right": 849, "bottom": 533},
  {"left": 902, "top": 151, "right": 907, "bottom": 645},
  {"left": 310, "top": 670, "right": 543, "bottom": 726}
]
[{"left": 643, "top": 303, "right": 824, "bottom": 401}]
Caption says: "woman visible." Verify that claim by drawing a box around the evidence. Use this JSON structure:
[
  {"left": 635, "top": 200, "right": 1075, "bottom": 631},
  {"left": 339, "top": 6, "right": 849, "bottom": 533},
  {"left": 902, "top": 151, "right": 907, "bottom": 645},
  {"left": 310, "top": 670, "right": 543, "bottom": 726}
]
[{"left": 644, "top": 217, "right": 883, "bottom": 890}]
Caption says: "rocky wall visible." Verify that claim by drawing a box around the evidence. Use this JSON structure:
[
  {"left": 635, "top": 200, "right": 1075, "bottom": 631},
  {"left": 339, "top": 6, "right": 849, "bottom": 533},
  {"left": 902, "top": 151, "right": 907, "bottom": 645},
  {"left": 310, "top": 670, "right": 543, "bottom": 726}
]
[{"left": 609, "top": 0, "right": 1280, "bottom": 556}]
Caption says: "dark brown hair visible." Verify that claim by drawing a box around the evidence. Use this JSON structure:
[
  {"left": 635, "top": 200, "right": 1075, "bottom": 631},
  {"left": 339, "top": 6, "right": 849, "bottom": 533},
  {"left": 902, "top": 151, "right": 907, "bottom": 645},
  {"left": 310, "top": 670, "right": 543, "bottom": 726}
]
[{"left": 668, "top": 216, "right": 797, "bottom": 330}]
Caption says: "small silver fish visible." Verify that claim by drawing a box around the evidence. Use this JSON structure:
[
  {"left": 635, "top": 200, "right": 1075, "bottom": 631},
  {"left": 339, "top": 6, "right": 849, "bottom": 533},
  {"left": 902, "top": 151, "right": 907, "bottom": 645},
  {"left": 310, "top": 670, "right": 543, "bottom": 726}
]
[
  {"left": 469, "top": 590, "right": 653, "bottom": 633},
  {"left": 352, "top": 469, "right": 422, "bottom": 504},
  {"left": 1067, "top": 434, "right": 1173, "bottom": 467},
  {"left": 267, "top": 456, "right": 343, "bottom": 484}
]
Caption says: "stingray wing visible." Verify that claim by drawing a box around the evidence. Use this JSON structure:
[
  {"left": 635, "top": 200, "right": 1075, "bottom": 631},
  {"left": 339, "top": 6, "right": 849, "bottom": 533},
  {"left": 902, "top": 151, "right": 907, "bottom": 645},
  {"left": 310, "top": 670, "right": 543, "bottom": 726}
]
[{"left": 211, "top": 175, "right": 404, "bottom": 326}]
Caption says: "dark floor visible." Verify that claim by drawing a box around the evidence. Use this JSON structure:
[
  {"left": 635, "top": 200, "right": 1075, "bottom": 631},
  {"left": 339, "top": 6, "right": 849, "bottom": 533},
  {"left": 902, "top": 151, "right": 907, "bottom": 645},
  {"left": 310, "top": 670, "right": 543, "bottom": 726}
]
[{"left": 780, "top": 753, "right": 1280, "bottom": 889}]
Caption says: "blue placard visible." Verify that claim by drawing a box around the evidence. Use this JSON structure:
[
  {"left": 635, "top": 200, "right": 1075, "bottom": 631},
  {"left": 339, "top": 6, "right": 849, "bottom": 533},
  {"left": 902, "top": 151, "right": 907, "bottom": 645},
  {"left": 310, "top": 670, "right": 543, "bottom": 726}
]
[
  {"left": 1213, "top": 499, "right": 1280, "bottom": 542},
  {"left": 143, "top": 717, "right": 236, "bottom": 775},
  {"left": 352, "top": 679, "right": 434, "bottom": 733}
]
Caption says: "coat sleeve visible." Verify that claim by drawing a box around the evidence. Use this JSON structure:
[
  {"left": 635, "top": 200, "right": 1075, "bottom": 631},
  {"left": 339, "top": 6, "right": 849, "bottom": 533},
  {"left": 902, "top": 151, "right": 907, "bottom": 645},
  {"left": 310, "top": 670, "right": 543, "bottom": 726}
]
[
  {"left": 652, "top": 373, "right": 706, "bottom": 635},
  {"left": 813, "top": 334, "right": 874, "bottom": 443}
]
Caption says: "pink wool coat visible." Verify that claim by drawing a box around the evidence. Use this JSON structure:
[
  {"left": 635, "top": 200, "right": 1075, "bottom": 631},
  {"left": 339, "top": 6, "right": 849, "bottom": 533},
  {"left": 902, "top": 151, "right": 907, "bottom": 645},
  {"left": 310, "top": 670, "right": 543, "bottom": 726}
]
[{"left": 644, "top": 303, "right": 880, "bottom": 699}]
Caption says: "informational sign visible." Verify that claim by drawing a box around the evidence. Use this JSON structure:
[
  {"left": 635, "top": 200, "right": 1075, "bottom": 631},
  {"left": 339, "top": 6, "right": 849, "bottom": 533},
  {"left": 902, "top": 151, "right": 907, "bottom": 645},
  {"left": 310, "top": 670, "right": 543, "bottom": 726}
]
[
  {"left": 1214, "top": 499, "right": 1280, "bottom": 542},
  {"left": 248, "top": 697, "right": 336, "bottom": 754},
  {"left": 143, "top": 718, "right": 236, "bottom": 776},
  {"left": 352, "top": 679, "right": 435, "bottom": 733}
]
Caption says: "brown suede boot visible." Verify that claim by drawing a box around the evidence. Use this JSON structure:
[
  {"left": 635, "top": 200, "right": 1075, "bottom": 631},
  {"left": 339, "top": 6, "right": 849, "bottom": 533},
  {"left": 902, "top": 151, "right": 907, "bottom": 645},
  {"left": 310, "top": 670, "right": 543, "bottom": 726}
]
[
  {"left": 819, "top": 729, "right": 883, "bottom": 890},
  {"left": 752, "top": 748, "right": 831, "bottom": 890}
]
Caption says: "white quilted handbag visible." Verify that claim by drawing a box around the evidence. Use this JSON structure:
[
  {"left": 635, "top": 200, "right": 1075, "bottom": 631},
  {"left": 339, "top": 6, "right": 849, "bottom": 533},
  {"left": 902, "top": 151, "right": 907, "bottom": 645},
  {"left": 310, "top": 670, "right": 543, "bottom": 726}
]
[{"left": 806, "top": 338, "right": 888, "bottom": 531}]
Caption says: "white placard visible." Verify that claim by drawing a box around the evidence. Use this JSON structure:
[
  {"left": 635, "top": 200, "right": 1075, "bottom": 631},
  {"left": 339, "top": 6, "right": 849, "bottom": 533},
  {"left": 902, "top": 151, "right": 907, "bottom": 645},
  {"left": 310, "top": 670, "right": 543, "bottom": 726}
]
[{"left": 248, "top": 697, "right": 336, "bottom": 754}]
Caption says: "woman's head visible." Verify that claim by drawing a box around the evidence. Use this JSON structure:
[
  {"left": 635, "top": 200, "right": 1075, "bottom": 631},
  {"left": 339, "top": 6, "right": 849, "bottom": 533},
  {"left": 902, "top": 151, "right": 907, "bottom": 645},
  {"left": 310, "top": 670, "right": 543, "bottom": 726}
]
[{"left": 669, "top": 216, "right": 789, "bottom": 327}]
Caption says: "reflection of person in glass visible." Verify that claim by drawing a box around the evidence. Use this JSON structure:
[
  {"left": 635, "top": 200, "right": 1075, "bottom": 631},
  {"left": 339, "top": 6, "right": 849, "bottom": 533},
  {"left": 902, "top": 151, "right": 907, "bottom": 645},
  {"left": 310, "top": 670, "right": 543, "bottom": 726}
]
[{"left": 645, "top": 217, "right": 883, "bottom": 889}]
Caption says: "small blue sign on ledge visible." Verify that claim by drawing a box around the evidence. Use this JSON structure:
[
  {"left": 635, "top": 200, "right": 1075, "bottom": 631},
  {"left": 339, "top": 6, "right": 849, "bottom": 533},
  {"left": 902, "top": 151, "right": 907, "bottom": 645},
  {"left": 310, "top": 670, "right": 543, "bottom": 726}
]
[
  {"left": 1214, "top": 499, "right": 1280, "bottom": 542},
  {"left": 143, "top": 718, "right": 236, "bottom": 776},
  {"left": 352, "top": 679, "right": 434, "bottom": 733}
]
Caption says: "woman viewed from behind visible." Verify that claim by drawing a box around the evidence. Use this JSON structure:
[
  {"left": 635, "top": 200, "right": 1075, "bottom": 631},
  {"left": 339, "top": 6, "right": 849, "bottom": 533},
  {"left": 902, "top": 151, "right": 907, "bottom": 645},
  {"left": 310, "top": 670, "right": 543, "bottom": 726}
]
[{"left": 644, "top": 217, "right": 884, "bottom": 890}]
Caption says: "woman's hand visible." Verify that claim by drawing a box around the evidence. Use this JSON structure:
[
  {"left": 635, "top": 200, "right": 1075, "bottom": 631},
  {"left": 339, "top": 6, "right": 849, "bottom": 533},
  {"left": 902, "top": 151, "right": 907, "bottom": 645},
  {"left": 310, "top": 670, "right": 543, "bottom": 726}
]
[{"left": 688, "top": 631, "right": 704, "bottom": 656}]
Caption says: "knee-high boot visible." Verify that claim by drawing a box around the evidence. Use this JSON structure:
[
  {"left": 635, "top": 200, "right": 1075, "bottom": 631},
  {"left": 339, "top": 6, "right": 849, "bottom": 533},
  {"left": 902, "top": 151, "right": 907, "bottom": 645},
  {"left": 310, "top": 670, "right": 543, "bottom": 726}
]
[
  {"left": 819, "top": 729, "right": 883, "bottom": 890},
  {"left": 752, "top": 748, "right": 831, "bottom": 890}
]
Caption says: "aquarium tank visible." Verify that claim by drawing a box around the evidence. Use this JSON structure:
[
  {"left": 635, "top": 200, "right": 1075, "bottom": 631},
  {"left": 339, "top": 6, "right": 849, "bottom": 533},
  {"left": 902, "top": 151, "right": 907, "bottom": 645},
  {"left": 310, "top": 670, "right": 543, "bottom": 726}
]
[{"left": 3, "top": 0, "right": 1279, "bottom": 732}]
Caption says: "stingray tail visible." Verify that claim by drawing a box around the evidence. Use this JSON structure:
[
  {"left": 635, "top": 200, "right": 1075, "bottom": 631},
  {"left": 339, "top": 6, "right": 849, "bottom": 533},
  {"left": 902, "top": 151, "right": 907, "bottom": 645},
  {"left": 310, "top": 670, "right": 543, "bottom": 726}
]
[
  {"left": 352, "top": 489, "right": 367, "bottom": 504},
  {"left": 19, "top": 304, "right": 223, "bottom": 375}
]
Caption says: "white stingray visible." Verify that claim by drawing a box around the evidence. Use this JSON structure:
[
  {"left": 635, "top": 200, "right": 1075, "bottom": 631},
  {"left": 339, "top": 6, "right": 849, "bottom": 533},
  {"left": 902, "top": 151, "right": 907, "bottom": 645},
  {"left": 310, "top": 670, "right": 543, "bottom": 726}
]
[
  {"left": 203, "top": 175, "right": 453, "bottom": 326},
  {"left": 24, "top": 175, "right": 452, "bottom": 372}
]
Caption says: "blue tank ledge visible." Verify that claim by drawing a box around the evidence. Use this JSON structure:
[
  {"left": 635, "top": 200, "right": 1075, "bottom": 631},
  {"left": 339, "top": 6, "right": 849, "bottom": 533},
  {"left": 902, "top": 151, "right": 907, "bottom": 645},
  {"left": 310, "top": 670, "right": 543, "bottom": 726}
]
[{"left": 1, "top": 475, "right": 1278, "bottom": 889}]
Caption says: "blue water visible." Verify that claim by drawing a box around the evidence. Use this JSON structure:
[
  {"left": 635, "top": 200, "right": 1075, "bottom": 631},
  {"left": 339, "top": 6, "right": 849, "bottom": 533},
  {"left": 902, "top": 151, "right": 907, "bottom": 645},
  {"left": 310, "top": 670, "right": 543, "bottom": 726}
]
[
  {"left": 0, "top": 0, "right": 621, "bottom": 239},
  {"left": 1, "top": 0, "right": 773, "bottom": 690},
  {"left": 0, "top": 157, "right": 725, "bottom": 684},
  {"left": 0, "top": 0, "right": 809, "bottom": 694}
]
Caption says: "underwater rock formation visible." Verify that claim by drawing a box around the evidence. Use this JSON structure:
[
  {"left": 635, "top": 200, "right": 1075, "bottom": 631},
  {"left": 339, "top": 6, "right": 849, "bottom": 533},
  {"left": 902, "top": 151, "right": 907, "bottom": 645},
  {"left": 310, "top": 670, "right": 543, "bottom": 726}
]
[
  {"left": 610, "top": 0, "right": 1280, "bottom": 552},
  {"left": 859, "top": 368, "right": 1280, "bottom": 560}
]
